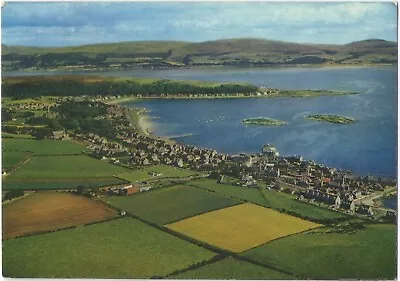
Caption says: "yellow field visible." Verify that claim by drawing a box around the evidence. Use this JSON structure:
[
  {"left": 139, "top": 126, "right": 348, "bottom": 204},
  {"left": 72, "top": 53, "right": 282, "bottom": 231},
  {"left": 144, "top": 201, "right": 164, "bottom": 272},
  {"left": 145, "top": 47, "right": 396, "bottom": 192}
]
[{"left": 167, "top": 203, "right": 321, "bottom": 253}]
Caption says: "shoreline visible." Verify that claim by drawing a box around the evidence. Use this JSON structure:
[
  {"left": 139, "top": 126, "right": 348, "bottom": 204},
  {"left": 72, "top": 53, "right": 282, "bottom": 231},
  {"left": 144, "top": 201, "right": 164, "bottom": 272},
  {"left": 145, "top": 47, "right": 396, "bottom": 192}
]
[
  {"left": 3, "top": 63, "right": 396, "bottom": 75},
  {"left": 105, "top": 90, "right": 358, "bottom": 105}
]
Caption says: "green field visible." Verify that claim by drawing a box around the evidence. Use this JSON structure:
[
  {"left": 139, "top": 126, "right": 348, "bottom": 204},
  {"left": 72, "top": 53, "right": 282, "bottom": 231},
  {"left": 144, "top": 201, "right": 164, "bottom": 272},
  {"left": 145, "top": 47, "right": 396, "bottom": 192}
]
[
  {"left": 243, "top": 224, "right": 396, "bottom": 279},
  {"left": 172, "top": 257, "right": 293, "bottom": 279},
  {"left": 2, "top": 178, "right": 128, "bottom": 191},
  {"left": 2, "top": 139, "right": 86, "bottom": 155},
  {"left": 3, "top": 217, "right": 215, "bottom": 278},
  {"left": 2, "top": 133, "right": 35, "bottom": 139},
  {"left": 117, "top": 165, "right": 199, "bottom": 183},
  {"left": 5, "top": 155, "right": 131, "bottom": 181},
  {"left": 188, "top": 179, "right": 345, "bottom": 221},
  {"left": 188, "top": 178, "right": 267, "bottom": 205},
  {"left": 2, "top": 151, "right": 30, "bottom": 169},
  {"left": 106, "top": 185, "right": 240, "bottom": 225}
]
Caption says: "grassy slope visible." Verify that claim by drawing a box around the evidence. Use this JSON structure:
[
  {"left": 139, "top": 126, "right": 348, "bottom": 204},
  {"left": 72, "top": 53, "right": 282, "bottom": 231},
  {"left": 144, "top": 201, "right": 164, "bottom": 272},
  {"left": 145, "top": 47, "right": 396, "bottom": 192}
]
[
  {"left": 243, "top": 224, "right": 396, "bottom": 279},
  {"left": 106, "top": 185, "right": 240, "bottom": 225},
  {"left": 4, "top": 38, "right": 397, "bottom": 66},
  {"left": 172, "top": 257, "right": 293, "bottom": 279},
  {"left": 3, "top": 41, "right": 188, "bottom": 55},
  {"left": 5, "top": 155, "right": 130, "bottom": 180},
  {"left": 2, "top": 139, "right": 86, "bottom": 155},
  {"left": 3, "top": 217, "right": 215, "bottom": 278},
  {"left": 188, "top": 178, "right": 268, "bottom": 205},
  {"left": 188, "top": 179, "right": 345, "bottom": 220}
]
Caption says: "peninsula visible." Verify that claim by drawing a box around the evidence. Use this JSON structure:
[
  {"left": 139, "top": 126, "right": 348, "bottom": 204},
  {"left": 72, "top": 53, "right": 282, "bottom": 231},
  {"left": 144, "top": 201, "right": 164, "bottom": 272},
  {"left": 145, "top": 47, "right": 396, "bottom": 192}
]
[
  {"left": 306, "top": 114, "right": 357, "bottom": 124},
  {"left": 242, "top": 117, "right": 287, "bottom": 126},
  {"left": 2, "top": 75, "right": 358, "bottom": 100}
]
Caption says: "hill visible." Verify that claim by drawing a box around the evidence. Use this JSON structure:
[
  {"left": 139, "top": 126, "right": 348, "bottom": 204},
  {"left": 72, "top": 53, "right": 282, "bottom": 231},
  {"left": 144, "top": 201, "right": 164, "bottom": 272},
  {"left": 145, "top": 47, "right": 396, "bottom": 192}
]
[{"left": 2, "top": 38, "right": 397, "bottom": 71}]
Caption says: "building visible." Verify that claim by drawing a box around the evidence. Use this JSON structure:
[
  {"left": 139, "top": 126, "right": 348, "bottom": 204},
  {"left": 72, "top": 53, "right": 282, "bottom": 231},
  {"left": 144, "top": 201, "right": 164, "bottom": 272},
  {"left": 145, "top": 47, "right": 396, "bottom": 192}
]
[{"left": 262, "top": 144, "right": 280, "bottom": 160}]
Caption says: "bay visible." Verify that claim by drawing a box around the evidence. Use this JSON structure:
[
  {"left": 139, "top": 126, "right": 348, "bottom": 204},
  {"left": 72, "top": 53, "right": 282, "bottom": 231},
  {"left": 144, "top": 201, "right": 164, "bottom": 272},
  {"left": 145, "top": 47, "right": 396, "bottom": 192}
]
[{"left": 121, "top": 66, "right": 397, "bottom": 178}]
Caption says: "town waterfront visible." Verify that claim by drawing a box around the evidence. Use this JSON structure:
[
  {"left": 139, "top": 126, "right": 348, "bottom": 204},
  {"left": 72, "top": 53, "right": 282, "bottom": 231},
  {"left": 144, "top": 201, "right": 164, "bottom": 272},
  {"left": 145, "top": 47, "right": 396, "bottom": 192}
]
[{"left": 119, "top": 66, "right": 397, "bottom": 178}]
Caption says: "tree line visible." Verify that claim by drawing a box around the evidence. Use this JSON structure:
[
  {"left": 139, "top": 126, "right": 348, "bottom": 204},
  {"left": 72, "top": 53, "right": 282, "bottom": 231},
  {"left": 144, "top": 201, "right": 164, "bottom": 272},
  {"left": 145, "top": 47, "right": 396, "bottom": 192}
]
[{"left": 3, "top": 78, "right": 259, "bottom": 99}]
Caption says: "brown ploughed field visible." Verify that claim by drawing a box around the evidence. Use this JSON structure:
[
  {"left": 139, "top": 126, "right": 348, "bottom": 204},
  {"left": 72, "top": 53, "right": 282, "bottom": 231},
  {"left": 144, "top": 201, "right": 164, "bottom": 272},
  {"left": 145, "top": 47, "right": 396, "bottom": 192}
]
[{"left": 2, "top": 192, "right": 117, "bottom": 239}]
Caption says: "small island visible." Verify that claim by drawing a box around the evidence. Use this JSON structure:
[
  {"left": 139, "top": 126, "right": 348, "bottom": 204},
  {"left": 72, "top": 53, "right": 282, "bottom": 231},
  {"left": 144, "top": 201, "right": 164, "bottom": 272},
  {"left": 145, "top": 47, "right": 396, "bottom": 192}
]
[
  {"left": 306, "top": 114, "right": 357, "bottom": 124},
  {"left": 242, "top": 117, "right": 287, "bottom": 126}
]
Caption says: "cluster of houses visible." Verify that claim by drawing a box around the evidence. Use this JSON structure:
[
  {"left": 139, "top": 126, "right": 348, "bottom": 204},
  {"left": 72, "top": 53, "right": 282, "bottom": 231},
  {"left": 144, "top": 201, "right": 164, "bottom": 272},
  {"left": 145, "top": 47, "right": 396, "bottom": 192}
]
[
  {"left": 107, "top": 184, "right": 153, "bottom": 196},
  {"left": 72, "top": 104, "right": 232, "bottom": 171},
  {"left": 82, "top": 88, "right": 281, "bottom": 102},
  {"left": 223, "top": 144, "right": 395, "bottom": 216}
]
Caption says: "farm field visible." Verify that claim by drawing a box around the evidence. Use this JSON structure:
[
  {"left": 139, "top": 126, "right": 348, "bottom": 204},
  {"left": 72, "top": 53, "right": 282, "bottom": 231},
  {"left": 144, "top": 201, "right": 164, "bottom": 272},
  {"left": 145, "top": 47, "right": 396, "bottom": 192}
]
[
  {"left": 5, "top": 155, "right": 131, "bottom": 181},
  {"left": 2, "top": 151, "right": 30, "bottom": 170},
  {"left": 107, "top": 185, "right": 240, "bottom": 224},
  {"left": 188, "top": 178, "right": 267, "bottom": 205},
  {"left": 117, "top": 164, "right": 199, "bottom": 183},
  {"left": 167, "top": 203, "right": 321, "bottom": 253},
  {"left": 171, "top": 257, "right": 294, "bottom": 279},
  {"left": 188, "top": 179, "right": 345, "bottom": 221},
  {"left": 2, "top": 192, "right": 117, "bottom": 239},
  {"left": 2, "top": 178, "right": 128, "bottom": 191},
  {"left": 2, "top": 139, "right": 86, "bottom": 155},
  {"left": 3, "top": 217, "right": 216, "bottom": 278},
  {"left": 243, "top": 224, "right": 396, "bottom": 279}
]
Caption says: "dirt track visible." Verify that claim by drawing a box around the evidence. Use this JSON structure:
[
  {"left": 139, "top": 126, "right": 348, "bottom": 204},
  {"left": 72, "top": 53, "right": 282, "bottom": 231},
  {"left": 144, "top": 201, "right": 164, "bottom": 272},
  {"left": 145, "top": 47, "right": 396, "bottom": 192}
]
[{"left": 2, "top": 192, "right": 117, "bottom": 239}]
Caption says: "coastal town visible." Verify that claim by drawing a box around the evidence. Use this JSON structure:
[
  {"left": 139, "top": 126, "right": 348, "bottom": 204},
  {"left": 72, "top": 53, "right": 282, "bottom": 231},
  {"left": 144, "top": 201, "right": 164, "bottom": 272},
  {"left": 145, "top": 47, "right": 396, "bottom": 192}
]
[{"left": 4, "top": 94, "right": 395, "bottom": 222}]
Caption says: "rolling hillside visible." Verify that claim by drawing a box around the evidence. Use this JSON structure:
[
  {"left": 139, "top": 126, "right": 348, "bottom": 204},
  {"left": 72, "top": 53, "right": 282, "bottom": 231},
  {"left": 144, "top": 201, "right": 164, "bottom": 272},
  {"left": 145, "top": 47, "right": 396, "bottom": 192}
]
[{"left": 2, "top": 38, "right": 397, "bottom": 71}]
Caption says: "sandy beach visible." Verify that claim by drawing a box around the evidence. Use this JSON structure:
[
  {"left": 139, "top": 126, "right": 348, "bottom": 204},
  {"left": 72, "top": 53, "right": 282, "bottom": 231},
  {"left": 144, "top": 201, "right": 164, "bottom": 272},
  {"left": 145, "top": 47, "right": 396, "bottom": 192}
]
[{"left": 137, "top": 110, "right": 154, "bottom": 136}]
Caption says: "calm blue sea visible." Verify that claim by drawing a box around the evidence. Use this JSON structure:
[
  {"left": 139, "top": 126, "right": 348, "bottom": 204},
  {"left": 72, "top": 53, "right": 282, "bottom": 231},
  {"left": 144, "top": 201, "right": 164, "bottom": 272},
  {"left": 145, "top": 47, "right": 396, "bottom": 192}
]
[
  {"left": 5, "top": 66, "right": 397, "bottom": 177},
  {"left": 121, "top": 66, "right": 397, "bottom": 178},
  {"left": 383, "top": 197, "right": 397, "bottom": 210}
]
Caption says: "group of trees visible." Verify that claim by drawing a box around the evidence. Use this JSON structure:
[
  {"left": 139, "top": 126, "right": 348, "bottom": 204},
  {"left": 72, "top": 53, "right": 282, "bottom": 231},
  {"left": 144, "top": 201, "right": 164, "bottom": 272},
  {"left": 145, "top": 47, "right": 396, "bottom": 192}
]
[
  {"left": 54, "top": 101, "right": 116, "bottom": 138},
  {"left": 3, "top": 77, "right": 258, "bottom": 99}
]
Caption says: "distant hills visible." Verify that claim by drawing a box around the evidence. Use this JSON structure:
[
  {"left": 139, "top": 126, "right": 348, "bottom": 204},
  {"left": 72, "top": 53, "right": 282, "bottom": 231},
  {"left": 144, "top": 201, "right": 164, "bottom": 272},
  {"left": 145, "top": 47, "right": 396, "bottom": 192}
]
[{"left": 2, "top": 38, "right": 397, "bottom": 71}]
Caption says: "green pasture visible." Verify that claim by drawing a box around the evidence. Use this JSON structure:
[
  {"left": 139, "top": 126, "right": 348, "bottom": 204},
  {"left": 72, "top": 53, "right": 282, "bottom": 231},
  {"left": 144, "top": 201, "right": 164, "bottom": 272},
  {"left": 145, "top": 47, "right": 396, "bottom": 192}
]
[
  {"left": 243, "top": 224, "right": 396, "bottom": 279},
  {"left": 172, "top": 257, "right": 293, "bottom": 279},
  {"left": 106, "top": 185, "right": 240, "bottom": 225},
  {"left": 3, "top": 217, "right": 215, "bottom": 278},
  {"left": 2, "top": 139, "right": 86, "bottom": 155},
  {"left": 188, "top": 178, "right": 267, "bottom": 205},
  {"left": 5, "top": 155, "right": 131, "bottom": 181},
  {"left": 117, "top": 164, "right": 198, "bottom": 183},
  {"left": 2, "top": 151, "right": 30, "bottom": 169}
]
